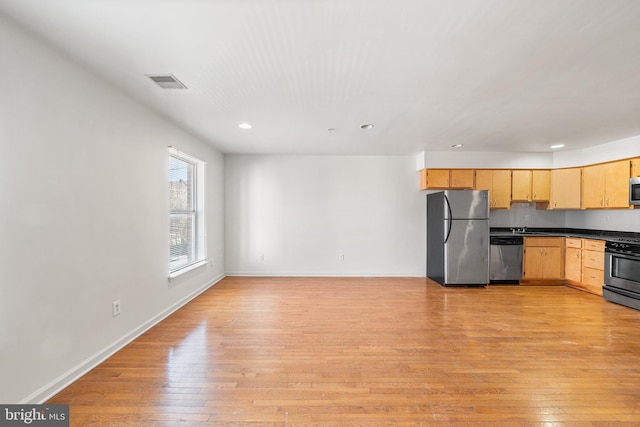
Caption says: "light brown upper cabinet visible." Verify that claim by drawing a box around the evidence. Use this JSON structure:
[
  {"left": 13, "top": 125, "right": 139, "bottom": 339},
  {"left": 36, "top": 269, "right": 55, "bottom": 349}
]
[
  {"left": 420, "top": 169, "right": 448, "bottom": 189},
  {"left": 511, "top": 170, "right": 532, "bottom": 201},
  {"left": 419, "top": 169, "right": 474, "bottom": 190},
  {"left": 475, "top": 170, "right": 511, "bottom": 209},
  {"left": 582, "top": 160, "right": 631, "bottom": 209},
  {"left": 550, "top": 168, "right": 581, "bottom": 209},
  {"left": 511, "top": 169, "right": 550, "bottom": 202},
  {"left": 631, "top": 158, "right": 640, "bottom": 177},
  {"left": 450, "top": 169, "right": 475, "bottom": 188},
  {"left": 531, "top": 170, "right": 551, "bottom": 201}
]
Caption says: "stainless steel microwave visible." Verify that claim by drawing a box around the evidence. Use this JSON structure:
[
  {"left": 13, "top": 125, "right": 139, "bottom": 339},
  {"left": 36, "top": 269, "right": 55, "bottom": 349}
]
[{"left": 631, "top": 177, "right": 640, "bottom": 205}]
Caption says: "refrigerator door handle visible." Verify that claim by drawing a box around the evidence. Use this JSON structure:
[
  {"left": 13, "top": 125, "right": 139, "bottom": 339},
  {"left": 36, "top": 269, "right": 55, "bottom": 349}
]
[{"left": 444, "top": 194, "right": 453, "bottom": 244}]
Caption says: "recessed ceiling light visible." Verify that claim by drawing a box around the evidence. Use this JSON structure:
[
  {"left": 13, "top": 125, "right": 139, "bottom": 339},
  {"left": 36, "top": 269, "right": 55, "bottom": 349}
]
[
  {"left": 550, "top": 144, "right": 565, "bottom": 149},
  {"left": 238, "top": 123, "right": 252, "bottom": 129},
  {"left": 451, "top": 144, "right": 463, "bottom": 148},
  {"left": 360, "top": 124, "right": 374, "bottom": 130}
]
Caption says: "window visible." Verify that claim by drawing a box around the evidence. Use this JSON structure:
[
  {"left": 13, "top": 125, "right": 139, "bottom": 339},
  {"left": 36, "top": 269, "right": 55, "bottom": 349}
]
[{"left": 168, "top": 148, "right": 206, "bottom": 277}]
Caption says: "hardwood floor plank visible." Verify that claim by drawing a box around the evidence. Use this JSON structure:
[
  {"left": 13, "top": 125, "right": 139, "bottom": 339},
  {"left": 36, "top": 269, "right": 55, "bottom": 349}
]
[{"left": 48, "top": 277, "right": 640, "bottom": 425}]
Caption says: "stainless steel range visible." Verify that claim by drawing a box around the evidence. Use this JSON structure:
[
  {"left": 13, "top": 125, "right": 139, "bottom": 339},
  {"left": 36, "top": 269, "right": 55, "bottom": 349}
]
[{"left": 603, "top": 240, "right": 640, "bottom": 310}]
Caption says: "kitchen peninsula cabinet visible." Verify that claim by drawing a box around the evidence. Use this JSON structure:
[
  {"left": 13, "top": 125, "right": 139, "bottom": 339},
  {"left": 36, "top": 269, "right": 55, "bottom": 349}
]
[
  {"left": 550, "top": 168, "right": 581, "bottom": 209},
  {"left": 419, "top": 169, "right": 474, "bottom": 190},
  {"left": 582, "top": 160, "right": 631, "bottom": 209},
  {"left": 475, "top": 169, "right": 511, "bottom": 209},
  {"left": 522, "top": 237, "right": 564, "bottom": 283}
]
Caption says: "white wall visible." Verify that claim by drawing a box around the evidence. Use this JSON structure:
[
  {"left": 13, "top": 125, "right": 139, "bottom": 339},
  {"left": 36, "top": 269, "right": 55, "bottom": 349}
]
[
  {"left": 552, "top": 135, "right": 640, "bottom": 169},
  {"left": 418, "top": 151, "right": 554, "bottom": 169},
  {"left": 225, "top": 155, "right": 425, "bottom": 276},
  {"left": 0, "top": 13, "right": 225, "bottom": 403}
]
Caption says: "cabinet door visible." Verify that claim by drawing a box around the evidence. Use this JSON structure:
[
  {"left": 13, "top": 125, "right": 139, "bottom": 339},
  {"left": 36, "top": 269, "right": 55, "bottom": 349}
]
[
  {"left": 450, "top": 169, "right": 474, "bottom": 188},
  {"left": 523, "top": 247, "right": 545, "bottom": 279},
  {"left": 474, "top": 170, "right": 494, "bottom": 207},
  {"left": 582, "top": 164, "right": 605, "bottom": 208},
  {"left": 425, "top": 169, "right": 450, "bottom": 188},
  {"left": 565, "top": 247, "right": 582, "bottom": 283},
  {"left": 531, "top": 170, "right": 550, "bottom": 201},
  {"left": 475, "top": 170, "right": 492, "bottom": 191},
  {"left": 543, "top": 247, "right": 564, "bottom": 279},
  {"left": 523, "top": 237, "right": 564, "bottom": 280},
  {"left": 604, "top": 160, "right": 631, "bottom": 208},
  {"left": 550, "top": 168, "right": 581, "bottom": 209},
  {"left": 511, "top": 170, "right": 532, "bottom": 201},
  {"left": 632, "top": 158, "right": 640, "bottom": 177},
  {"left": 492, "top": 170, "right": 512, "bottom": 209}
]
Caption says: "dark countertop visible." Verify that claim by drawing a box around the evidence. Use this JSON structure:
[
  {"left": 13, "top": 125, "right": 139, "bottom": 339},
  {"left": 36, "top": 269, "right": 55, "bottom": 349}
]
[{"left": 490, "top": 227, "right": 640, "bottom": 244}]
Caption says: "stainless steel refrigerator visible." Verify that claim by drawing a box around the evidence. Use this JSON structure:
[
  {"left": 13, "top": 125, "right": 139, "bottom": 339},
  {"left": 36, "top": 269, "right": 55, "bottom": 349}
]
[{"left": 427, "top": 190, "right": 490, "bottom": 286}]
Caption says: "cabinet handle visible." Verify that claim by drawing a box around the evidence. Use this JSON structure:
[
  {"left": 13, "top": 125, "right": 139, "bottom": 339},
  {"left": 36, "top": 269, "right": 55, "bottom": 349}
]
[
  {"left": 606, "top": 197, "right": 609, "bottom": 206},
  {"left": 576, "top": 252, "right": 580, "bottom": 258},
  {"left": 600, "top": 199, "right": 603, "bottom": 206},
  {"left": 534, "top": 192, "right": 537, "bottom": 199}
]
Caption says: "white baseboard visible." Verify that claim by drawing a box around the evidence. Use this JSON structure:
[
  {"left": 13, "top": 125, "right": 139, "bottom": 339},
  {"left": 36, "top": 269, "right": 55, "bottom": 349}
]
[
  {"left": 225, "top": 271, "right": 423, "bottom": 277},
  {"left": 22, "top": 273, "right": 225, "bottom": 404}
]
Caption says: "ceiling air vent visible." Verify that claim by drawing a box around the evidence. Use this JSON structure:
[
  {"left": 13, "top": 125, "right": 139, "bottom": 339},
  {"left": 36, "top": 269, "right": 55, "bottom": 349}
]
[{"left": 146, "top": 74, "right": 187, "bottom": 89}]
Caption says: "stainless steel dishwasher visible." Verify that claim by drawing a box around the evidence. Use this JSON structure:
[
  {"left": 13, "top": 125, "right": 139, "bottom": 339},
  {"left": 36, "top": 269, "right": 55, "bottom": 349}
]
[{"left": 490, "top": 235, "right": 523, "bottom": 284}]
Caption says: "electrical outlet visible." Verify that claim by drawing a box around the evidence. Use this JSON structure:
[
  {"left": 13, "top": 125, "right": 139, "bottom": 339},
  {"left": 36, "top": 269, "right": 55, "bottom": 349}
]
[
  {"left": 112, "top": 300, "right": 121, "bottom": 317},
  {"left": 260, "top": 253, "right": 265, "bottom": 262},
  {"left": 339, "top": 254, "right": 345, "bottom": 261}
]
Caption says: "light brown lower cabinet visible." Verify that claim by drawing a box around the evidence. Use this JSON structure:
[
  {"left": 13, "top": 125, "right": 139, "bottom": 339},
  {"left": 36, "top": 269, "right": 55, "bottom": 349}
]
[
  {"left": 522, "top": 237, "right": 564, "bottom": 283},
  {"left": 564, "top": 238, "right": 582, "bottom": 283},
  {"left": 563, "top": 238, "right": 605, "bottom": 296},
  {"left": 581, "top": 240, "right": 605, "bottom": 295}
]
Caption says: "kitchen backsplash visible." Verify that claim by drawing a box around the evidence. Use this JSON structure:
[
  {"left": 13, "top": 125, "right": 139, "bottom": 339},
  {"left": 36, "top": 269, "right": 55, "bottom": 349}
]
[
  {"left": 490, "top": 203, "right": 639, "bottom": 233},
  {"left": 565, "top": 209, "right": 640, "bottom": 233},
  {"left": 489, "top": 204, "right": 565, "bottom": 228}
]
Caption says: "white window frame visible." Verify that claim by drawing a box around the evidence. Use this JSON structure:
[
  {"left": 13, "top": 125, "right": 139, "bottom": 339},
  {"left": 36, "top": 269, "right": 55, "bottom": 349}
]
[{"left": 168, "top": 147, "right": 207, "bottom": 279}]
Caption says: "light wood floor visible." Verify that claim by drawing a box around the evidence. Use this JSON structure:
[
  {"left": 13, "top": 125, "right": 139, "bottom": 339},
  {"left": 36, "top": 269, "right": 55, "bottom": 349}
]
[{"left": 49, "top": 277, "right": 640, "bottom": 426}]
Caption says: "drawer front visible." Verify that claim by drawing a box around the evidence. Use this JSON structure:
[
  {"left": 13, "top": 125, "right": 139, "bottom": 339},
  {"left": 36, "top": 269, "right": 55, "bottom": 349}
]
[
  {"left": 583, "top": 250, "right": 605, "bottom": 270},
  {"left": 525, "top": 237, "right": 563, "bottom": 247},
  {"left": 583, "top": 239, "right": 605, "bottom": 252},
  {"left": 583, "top": 267, "right": 605, "bottom": 289},
  {"left": 566, "top": 238, "right": 582, "bottom": 249}
]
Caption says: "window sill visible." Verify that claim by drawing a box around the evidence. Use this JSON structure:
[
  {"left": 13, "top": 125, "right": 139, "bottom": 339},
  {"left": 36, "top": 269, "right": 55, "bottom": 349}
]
[{"left": 169, "top": 259, "right": 209, "bottom": 280}]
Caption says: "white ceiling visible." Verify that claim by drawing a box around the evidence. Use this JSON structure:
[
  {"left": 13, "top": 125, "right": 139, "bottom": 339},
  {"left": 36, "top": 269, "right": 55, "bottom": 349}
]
[{"left": 2, "top": 0, "right": 640, "bottom": 155}]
